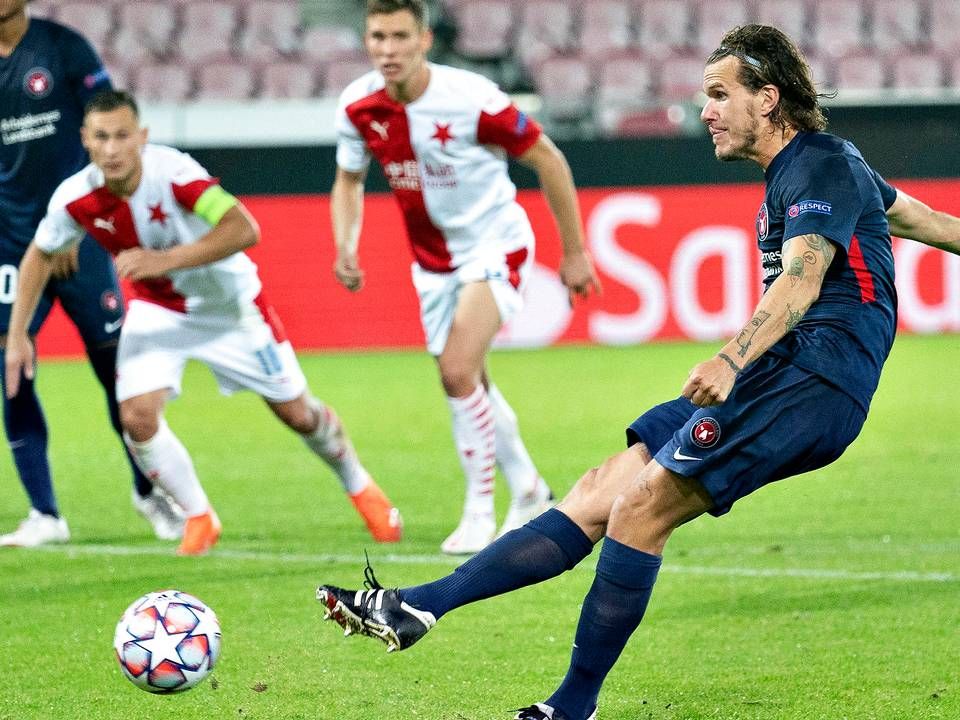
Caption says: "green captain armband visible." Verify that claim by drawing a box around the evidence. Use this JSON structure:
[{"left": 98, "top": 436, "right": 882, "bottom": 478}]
[{"left": 194, "top": 185, "right": 239, "bottom": 225}]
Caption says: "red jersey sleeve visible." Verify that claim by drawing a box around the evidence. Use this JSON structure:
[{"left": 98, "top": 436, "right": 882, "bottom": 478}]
[
  {"left": 172, "top": 177, "right": 220, "bottom": 210},
  {"left": 476, "top": 105, "right": 542, "bottom": 157}
]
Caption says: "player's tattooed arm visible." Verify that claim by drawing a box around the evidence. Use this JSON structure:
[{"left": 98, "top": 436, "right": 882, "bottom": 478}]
[{"left": 735, "top": 311, "right": 770, "bottom": 358}]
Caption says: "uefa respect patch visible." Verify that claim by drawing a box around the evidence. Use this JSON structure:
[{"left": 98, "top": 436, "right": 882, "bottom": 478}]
[
  {"left": 691, "top": 417, "right": 721, "bottom": 448},
  {"left": 787, "top": 200, "right": 832, "bottom": 218}
]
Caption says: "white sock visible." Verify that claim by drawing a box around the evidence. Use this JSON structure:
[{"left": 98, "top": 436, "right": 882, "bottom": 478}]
[
  {"left": 447, "top": 385, "right": 496, "bottom": 517},
  {"left": 301, "top": 398, "right": 369, "bottom": 495},
  {"left": 124, "top": 419, "right": 208, "bottom": 516},
  {"left": 488, "top": 383, "right": 542, "bottom": 502}
]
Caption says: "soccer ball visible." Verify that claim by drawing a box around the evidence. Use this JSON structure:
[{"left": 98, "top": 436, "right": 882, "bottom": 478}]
[{"left": 113, "top": 589, "right": 222, "bottom": 693}]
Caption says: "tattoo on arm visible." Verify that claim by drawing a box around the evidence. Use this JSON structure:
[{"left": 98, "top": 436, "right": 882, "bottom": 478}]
[
  {"left": 736, "top": 311, "right": 770, "bottom": 358},
  {"left": 718, "top": 352, "right": 742, "bottom": 374},
  {"left": 787, "top": 256, "right": 805, "bottom": 286},
  {"left": 785, "top": 304, "right": 804, "bottom": 332}
]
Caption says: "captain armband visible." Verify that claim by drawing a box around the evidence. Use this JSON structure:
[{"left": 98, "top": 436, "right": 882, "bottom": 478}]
[{"left": 194, "top": 185, "right": 239, "bottom": 226}]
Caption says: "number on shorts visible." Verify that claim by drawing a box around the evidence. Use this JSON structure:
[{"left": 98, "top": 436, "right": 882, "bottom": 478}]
[{"left": 0, "top": 264, "right": 17, "bottom": 304}]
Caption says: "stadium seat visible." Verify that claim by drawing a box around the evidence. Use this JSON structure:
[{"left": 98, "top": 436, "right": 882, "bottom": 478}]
[
  {"left": 322, "top": 58, "right": 377, "bottom": 97},
  {"left": 516, "top": 0, "right": 578, "bottom": 71},
  {"left": 579, "top": 1, "right": 633, "bottom": 59},
  {"left": 536, "top": 55, "right": 594, "bottom": 122},
  {"left": 112, "top": 2, "right": 178, "bottom": 63},
  {"left": 238, "top": 0, "right": 303, "bottom": 61},
  {"left": 449, "top": 0, "right": 515, "bottom": 60},
  {"left": 634, "top": 0, "right": 694, "bottom": 54},
  {"left": 890, "top": 53, "right": 945, "bottom": 92},
  {"left": 194, "top": 61, "right": 257, "bottom": 100},
  {"left": 929, "top": 0, "right": 960, "bottom": 55},
  {"left": 751, "top": 0, "right": 810, "bottom": 49},
  {"left": 810, "top": 0, "right": 868, "bottom": 57},
  {"left": 57, "top": 2, "right": 116, "bottom": 55},
  {"left": 105, "top": 63, "right": 131, "bottom": 93},
  {"left": 950, "top": 56, "right": 960, "bottom": 90},
  {"left": 656, "top": 52, "right": 707, "bottom": 102},
  {"left": 693, "top": 0, "right": 750, "bottom": 54},
  {"left": 871, "top": 0, "right": 924, "bottom": 51},
  {"left": 132, "top": 62, "right": 194, "bottom": 102},
  {"left": 802, "top": 53, "right": 835, "bottom": 93},
  {"left": 594, "top": 55, "right": 656, "bottom": 134},
  {"left": 28, "top": 0, "right": 57, "bottom": 19},
  {"left": 611, "top": 107, "right": 686, "bottom": 137},
  {"left": 833, "top": 52, "right": 887, "bottom": 91},
  {"left": 259, "top": 60, "right": 320, "bottom": 99},
  {"left": 176, "top": 1, "right": 241, "bottom": 62},
  {"left": 301, "top": 24, "right": 364, "bottom": 63}
]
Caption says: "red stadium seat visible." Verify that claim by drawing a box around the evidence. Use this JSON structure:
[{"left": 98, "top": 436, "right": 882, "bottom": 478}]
[
  {"left": 536, "top": 55, "right": 594, "bottom": 122},
  {"left": 693, "top": 0, "right": 750, "bottom": 54},
  {"left": 132, "top": 62, "right": 194, "bottom": 102},
  {"left": 594, "top": 55, "right": 656, "bottom": 134},
  {"left": 238, "top": 0, "right": 303, "bottom": 61},
  {"left": 57, "top": 2, "right": 116, "bottom": 56},
  {"left": 810, "top": 0, "right": 867, "bottom": 57},
  {"left": 322, "top": 58, "right": 377, "bottom": 98},
  {"left": 301, "top": 24, "right": 364, "bottom": 63},
  {"left": 27, "top": 0, "right": 57, "bottom": 20},
  {"left": 833, "top": 52, "right": 887, "bottom": 91},
  {"left": 112, "top": 2, "right": 178, "bottom": 63},
  {"left": 194, "top": 61, "right": 256, "bottom": 100},
  {"left": 871, "top": 0, "right": 924, "bottom": 51},
  {"left": 449, "top": 0, "right": 515, "bottom": 60},
  {"left": 175, "top": 1, "right": 241, "bottom": 61},
  {"left": 579, "top": 1, "right": 634, "bottom": 60},
  {"left": 657, "top": 52, "right": 706, "bottom": 103},
  {"left": 752, "top": 0, "right": 810, "bottom": 49},
  {"left": 950, "top": 56, "right": 960, "bottom": 90},
  {"left": 516, "top": 0, "right": 578, "bottom": 70},
  {"left": 259, "top": 60, "right": 320, "bottom": 99},
  {"left": 634, "top": 0, "right": 693, "bottom": 54},
  {"left": 929, "top": 0, "right": 960, "bottom": 54},
  {"left": 890, "top": 53, "right": 945, "bottom": 92},
  {"left": 104, "top": 63, "right": 131, "bottom": 93}
]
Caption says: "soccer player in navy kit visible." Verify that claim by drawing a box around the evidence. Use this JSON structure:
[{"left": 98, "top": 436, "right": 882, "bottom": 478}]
[
  {"left": 0, "top": 0, "right": 180, "bottom": 546},
  {"left": 315, "top": 25, "right": 960, "bottom": 720}
]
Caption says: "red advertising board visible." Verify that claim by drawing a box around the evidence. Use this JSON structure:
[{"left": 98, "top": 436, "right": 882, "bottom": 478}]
[{"left": 35, "top": 179, "right": 960, "bottom": 357}]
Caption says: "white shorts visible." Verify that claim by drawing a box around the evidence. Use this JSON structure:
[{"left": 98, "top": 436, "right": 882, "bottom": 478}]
[
  {"left": 412, "top": 243, "right": 534, "bottom": 356},
  {"left": 116, "top": 298, "right": 307, "bottom": 403}
]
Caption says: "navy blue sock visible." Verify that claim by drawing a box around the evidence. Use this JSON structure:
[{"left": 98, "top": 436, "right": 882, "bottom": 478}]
[
  {"left": 1, "top": 351, "right": 56, "bottom": 516},
  {"left": 402, "top": 509, "right": 594, "bottom": 619},
  {"left": 547, "top": 537, "right": 662, "bottom": 720},
  {"left": 86, "top": 344, "right": 152, "bottom": 497}
]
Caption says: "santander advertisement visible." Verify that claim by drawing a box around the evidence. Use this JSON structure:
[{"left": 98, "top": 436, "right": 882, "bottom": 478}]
[{"left": 36, "top": 179, "right": 960, "bottom": 357}]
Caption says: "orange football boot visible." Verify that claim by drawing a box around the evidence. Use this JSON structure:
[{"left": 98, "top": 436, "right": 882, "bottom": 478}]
[
  {"left": 176, "top": 508, "right": 222, "bottom": 556},
  {"left": 350, "top": 481, "right": 403, "bottom": 543}
]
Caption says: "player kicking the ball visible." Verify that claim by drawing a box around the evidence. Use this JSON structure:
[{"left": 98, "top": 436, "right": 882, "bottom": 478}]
[{"left": 4, "top": 90, "right": 402, "bottom": 554}]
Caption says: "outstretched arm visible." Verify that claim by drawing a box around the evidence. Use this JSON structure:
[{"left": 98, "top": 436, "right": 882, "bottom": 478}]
[
  {"left": 5, "top": 243, "right": 56, "bottom": 398},
  {"left": 519, "top": 134, "right": 601, "bottom": 304},
  {"left": 331, "top": 166, "right": 368, "bottom": 292},
  {"left": 887, "top": 189, "right": 960, "bottom": 255},
  {"left": 683, "top": 233, "right": 837, "bottom": 407}
]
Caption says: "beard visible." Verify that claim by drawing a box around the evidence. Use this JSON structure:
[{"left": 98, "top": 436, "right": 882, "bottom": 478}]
[{"left": 716, "top": 114, "right": 760, "bottom": 162}]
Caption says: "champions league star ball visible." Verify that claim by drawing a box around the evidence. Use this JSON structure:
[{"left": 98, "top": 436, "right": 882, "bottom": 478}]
[{"left": 113, "top": 590, "right": 222, "bottom": 693}]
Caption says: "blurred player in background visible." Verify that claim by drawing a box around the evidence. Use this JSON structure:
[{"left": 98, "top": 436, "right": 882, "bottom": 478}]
[
  {"left": 330, "top": 0, "right": 601, "bottom": 554},
  {"left": 5, "top": 90, "right": 402, "bottom": 555},
  {"left": 0, "top": 0, "right": 179, "bottom": 546},
  {"left": 317, "top": 24, "right": 960, "bottom": 719}
]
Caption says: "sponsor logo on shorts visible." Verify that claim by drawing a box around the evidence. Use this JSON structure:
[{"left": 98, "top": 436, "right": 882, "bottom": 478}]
[
  {"left": 691, "top": 417, "right": 721, "bottom": 448},
  {"left": 672, "top": 448, "right": 701, "bottom": 462},
  {"left": 787, "top": 200, "right": 832, "bottom": 218},
  {"left": 103, "top": 318, "right": 123, "bottom": 334}
]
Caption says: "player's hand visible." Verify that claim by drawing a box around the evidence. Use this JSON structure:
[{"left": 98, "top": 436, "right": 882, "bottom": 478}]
[
  {"left": 115, "top": 248, "right": 173, "bottom": 280},
  {"left": 4, "top": 334, "right": 36, "bottom": 399},
  {"left": 334, "top": 253, "right": 364, "bottom": 292},
  {"left": 559, "top": 249, "right": 602, "bottom": 306},
  {"left": 682, "top": 355, "right": 738, "bottom": 407},
  {"left": 50, "top": 245, "right": 80, "bottom": 280}
]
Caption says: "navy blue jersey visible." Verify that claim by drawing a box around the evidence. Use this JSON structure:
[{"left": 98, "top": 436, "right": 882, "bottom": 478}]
[
  {"left": 0, "top": 18, "right": 111, "bottom": 250},
  {"left": 757, "top": 132, "right": 897, "bottom": 412}
]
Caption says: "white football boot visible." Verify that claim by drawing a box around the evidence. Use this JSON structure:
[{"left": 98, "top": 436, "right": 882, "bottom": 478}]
[
  {"left": 497, "top": 477, "right": 555, "bottom": 538},
  {"left": 440, "top": 511, "right": 496, "bottom": 555},
  {"left": 132, "top": 489, "right": 185, "bottom": 540},
  {"left": 0, "top": 509, "right": 70, "bottom": 547}
]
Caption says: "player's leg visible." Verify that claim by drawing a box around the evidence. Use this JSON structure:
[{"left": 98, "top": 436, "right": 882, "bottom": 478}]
[
  {"left": 53, "top": 239, "right": 182, "bottom": 539},
  {"left": 265, "top": 391, "right": 402, "bottom": 543},
  {"left": 434, "top": 280, "right": 504, "bottom": 553}
]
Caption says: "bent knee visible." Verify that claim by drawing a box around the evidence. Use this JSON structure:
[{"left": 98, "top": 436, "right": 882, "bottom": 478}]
[{"left": 120, "top": 402, "right": 160, "bottom": 442}]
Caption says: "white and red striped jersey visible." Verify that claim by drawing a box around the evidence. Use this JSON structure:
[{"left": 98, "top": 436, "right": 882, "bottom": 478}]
[
  {"left": 35, "top": 144, "right": 261, "bottom": 314},
  {"left": 336, "top": 63, "right": 542, "bottom": 273}
]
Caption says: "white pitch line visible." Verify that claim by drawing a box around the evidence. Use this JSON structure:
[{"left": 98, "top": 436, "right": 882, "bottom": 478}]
[{"left": 28, "top": 543, "right": 957, "bottom": 583}]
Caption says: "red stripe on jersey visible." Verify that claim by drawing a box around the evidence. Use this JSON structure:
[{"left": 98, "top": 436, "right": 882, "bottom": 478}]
[
  {"left": 505, "top": 247, "right": 529, "bottom": 289},
  {"left": 847, "top": 235, "right": 876, "bottom": 303},
  {"left": 345, "top": 90, "right": 452, "bottom": 272},
  {"left": 66, "top": 188, "right": 187, "bottom": 313},
  {"left": 477, "top": 105, "right": 542, "bottom": 157},
  {"left": 253, "top": 291, "right": 288, "bottom": 343},
  {"left": 172, "top": 178, "right": 219, "bottom": 210}
]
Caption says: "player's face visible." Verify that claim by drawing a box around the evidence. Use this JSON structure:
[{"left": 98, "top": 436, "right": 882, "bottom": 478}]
[
  {"left": 365, "top": 10, "right": 432, "bottom": 89},
  {"left": 81, "top": 106, "right": 148, "bottom": 193},
  {"left": 700, "top": 56, "right": 763, "bottom": 163},
  {"left": 0, "top": 0, "right": 29, "bottom": 24}
]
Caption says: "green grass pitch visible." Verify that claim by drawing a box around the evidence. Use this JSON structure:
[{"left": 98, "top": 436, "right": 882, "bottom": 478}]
[{"left": 0, "top": 335, "right": 957, "bottom": 719}]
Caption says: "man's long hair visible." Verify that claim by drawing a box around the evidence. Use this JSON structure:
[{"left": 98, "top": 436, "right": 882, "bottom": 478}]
[
  {"left": 707, "top": 24, "right": 830, "bottom": 132},
  {"left": 366, "top": 0, "right": 428, "bottom": 28}
]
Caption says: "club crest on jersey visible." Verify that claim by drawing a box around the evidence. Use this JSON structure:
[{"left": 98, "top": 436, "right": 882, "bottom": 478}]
[
  {"left": 756, "top": 202, "right": 768, "bottom": 241},
  {"left": 788, "top": 200, "right": 832, "bottom": 218},
  {"left": 23, "top": 68, "right": 53, "bottom": 98},
  {"left": 101, "top": 290, "right": 120, "bottom": 312},
  {"left": 431, "top": 121, "right": 455, "bottom": 148},
  {"left": 690, "top": 417, "right": 721, "bottom": 448}
]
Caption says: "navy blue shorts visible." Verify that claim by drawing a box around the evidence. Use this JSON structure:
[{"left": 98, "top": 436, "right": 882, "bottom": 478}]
[
  {"left": 626, "top": 354, "right": 867, "bottom": 516},
  {"left": 0, "top": 237, "right": 123, "bottom": 346}
]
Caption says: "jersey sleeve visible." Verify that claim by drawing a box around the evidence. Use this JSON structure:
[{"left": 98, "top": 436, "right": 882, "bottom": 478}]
[
  {"left": 475, "top": 83, "right": 542, "bottom": 157},
  {"left": 168, "top": 151, "right": 220, "bottom": 211},
  {"left": 335, "top": 96, "right": 371, "bottom": 173},
  {"left": 781, "top": 153, "right": 866, "bottom": 253},
  {"left": 869, "top": 168, "right": 898, "bottom": 210},
  {"left": 34, "top": 201, "right": 85, "bottom": 255},
  {"left": 61, "top": 26, "right": 112, "bottom": 107}
]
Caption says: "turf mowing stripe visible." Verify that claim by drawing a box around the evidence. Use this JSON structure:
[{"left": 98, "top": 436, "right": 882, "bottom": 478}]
[{"left": 26, "top": 543, "right": 957, "bottom": 582}]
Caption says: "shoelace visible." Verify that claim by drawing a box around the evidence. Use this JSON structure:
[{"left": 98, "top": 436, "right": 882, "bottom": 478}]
[
  {"left": 514, "top": 707, "right": 550, "bottom": 720},
  {"left": 363, "top": 549, "right": 383, "bottom": 590}
]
